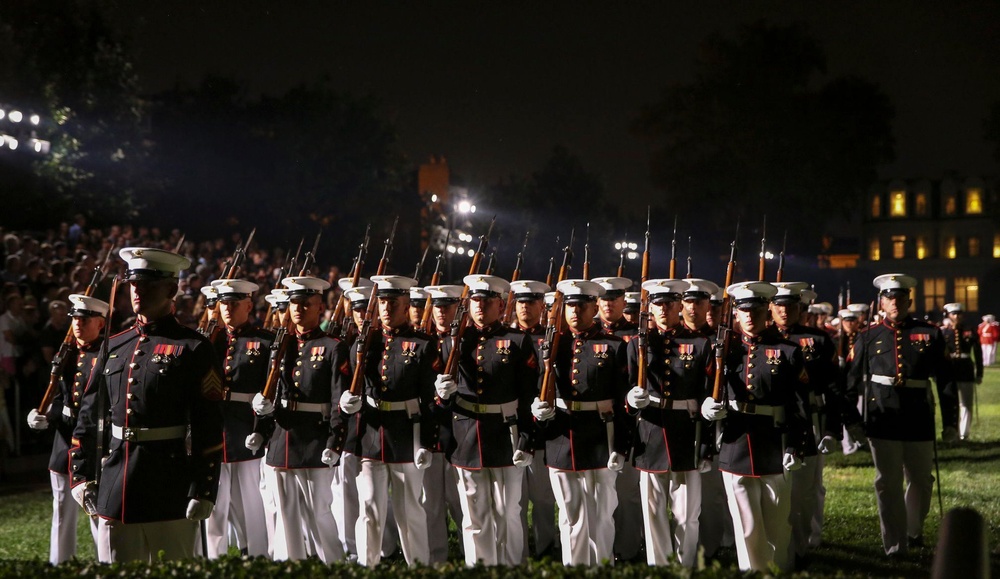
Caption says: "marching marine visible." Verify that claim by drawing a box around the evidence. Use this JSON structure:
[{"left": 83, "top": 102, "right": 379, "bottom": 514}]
[{"left": 941, "top": 302, "right": 982, "bottom": 442}]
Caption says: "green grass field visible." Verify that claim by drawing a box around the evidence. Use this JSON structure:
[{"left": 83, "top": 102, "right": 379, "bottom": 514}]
[{"left": 2, "top": 370, "right": 999, "bottom": 577}]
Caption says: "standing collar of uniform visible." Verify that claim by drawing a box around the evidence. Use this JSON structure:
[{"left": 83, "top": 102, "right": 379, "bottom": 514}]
[
  {"left": 135, "top": 315, "right": 178, "bottom": 336},
  {"left": 473, "top": 320, "right": 505, "bottom": 337},
  {"left": 517, "top": 322, "right": 543, "bottom": 334},
  {"left": 383, "top": 324, "right": 413, "bottom": 338},
  {"left": 882, "top": 317, "right": 914, "bottom": 331},
  {"left": 653, "top": 325, "right": 677, "bottom": 338},
  {"left": 226, "top": 322, "right": 253, "bottom": 339},
  {"left": 571, "top": 323, "right": 602, "bottom": 340},
  {"left": 739, "top": 327, "right": 768, "bottom": 344},
  {"left": 602, "top": 318, "right": 628, "bottom": 332},
  {"left": 295, "top": 327, "right": 326, "bottom": 341},
  {"left": 77, "top": 339, "right": 102, "bottom": 353}
]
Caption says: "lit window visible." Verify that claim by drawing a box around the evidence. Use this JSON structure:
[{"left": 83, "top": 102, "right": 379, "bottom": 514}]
[
  {"left": 945, "top": 194, "right": 957, "bottom": 216},
  {"left": 946, "top": 237, "right": 957, "bottom": 259},
  {"left": 924, "top": 277, "right": 946, "bottom": 313},
  {"left": 892, "top": 235, "right": 906, "bottom": 259},
  {"left": 969, "top": 237, "right": 980, "bottom": 257},
  {"left": 890, "top": 191, "right": 906, "bottom": 217},
  {"left": 915, "top": 193, "right": 928, "bottom": 216},
  {"left": 955, "top": 277, "right": 979, "bottom": 311},
  {"left": 869, "top": 238, "right": 880, "bottom": 261},
  {"left": 916, "top": 237, "right": 927, "bottom": 260},
  {"left": 871, "top": 195, "right": 881, "bottom": 218},
  {"left": 994, "top": 234, "right": 1000, "bottom": 258},
  {"left": 966, "top": 188, "right": 983, "bottom": 214}
]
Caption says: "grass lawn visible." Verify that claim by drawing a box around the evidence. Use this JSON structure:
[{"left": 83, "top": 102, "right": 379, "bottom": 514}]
[{"left": 2, "top": 368, "right": 999, "bottom": 576}]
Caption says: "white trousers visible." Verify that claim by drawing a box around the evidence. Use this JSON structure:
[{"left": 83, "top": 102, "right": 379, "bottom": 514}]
[
  {"left": 612, "top": 461, "right": 642, "bottom": 560},
  {"left": 272, "top": 467, "right": 343, "bottom": 562},
  {"left": 520, "top": 448, "right": 557, "bottom": 555},
  {"left": 49, "top": 471, "right": 98, "bottom": 564},
  {"left": 549, "top": 467, "right": 618, "bottom": 566},
  {"left": 639, "top": 470, "right": 701, "bottom": 567},
  {"left": 868, "top": 438, "right": 934, "bottom": 555},
  {"left": 957, "top": 381, "right": 975, "bottom": 438},
  {"left": 422, "top": 452, "right": 463, "bottom": 563},
  {"left": 810, "top": 453, "right": 826, "bottom": 548},
  {"left": 698, "top": 456, "right": 734, "bottom": 556},
  {"left": 259, "top": 461, "right": 279, "bottom": 558},
  {"left": 981, "top": 343, "right": 996, "bottom": 366},
  {"left": 97, "top": 517, "right": 197, "bottom": 562},
  {"left": 205, "top": 459, "right": 268, "bottom": 557},
  {"left": 722, "top": 471, "right": 793, "bottom": 572},
  {"left": 356, "top": 458, "right": 429, "bottom": 566},
  {"left": 456, "top": 466, "right": 525, "bottom": 566},
  {"left": 787, "top": 456, "right": 821, "bottom": 558}
]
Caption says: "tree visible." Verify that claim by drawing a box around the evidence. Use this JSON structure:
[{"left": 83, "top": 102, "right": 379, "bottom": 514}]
[{"left": 633, "top": 21, "right": 895, "bottom": 254}]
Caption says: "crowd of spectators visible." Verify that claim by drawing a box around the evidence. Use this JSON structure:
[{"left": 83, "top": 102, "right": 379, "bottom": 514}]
[{"left": 0, "top": 216, "right": 346, "bottom": 479}]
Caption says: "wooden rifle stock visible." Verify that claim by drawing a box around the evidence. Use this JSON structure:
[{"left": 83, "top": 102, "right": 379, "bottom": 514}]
[
  {"left": 538, "top": 229, "right": 575, "bottom": 404},
  {"left": 38, "top": 245, "right": 116, "bottom": 413},
  {"left": 757, "top": 215, "right": 767, "bottom": 282},
  {"left": 349, "top": 218, "right": 399, "bottom": 395},
  {"left": 711, "top": 230, "right": 739, "bottom": 402},
  {"left": 668, "top": 215, "right": 677, "bottom": 279},
  {"left": 419, "top": 228, "right": 451, "bottom": 333},
  {"left": 443, "top": 218, "right": 497, "bottom": 379},
  {"left": 637, "top": 208, "right": 652, "bottom": 391},
  {"left": 501, "top": 231, "right": 530, "bottom": 326},
  {"left": 335, "top": 226, "right": 371, "bottom": 337},
  {"left": 581, "top": 223, "right": 590, "bottom": 281}
]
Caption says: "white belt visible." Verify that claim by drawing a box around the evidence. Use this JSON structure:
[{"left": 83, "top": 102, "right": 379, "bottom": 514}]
[
  {"left": 224, "top": 391, "right": 254, "bottom": 403},
  {"left": 62, "top": 406, "right": 73, "bottom": 418},
  {"left": 952, "top": 353, "right": 971, "bottom": 359},
  {"left": 366, "top": 395, "right": 419, "bottom": 415},
  {"left": 280, "top": 399, "right": 331, "bottom": 414},
  {"left": 647, "top": 394, "right": 699, "bottom": 412},
  {"left": 728, "top": 400, "right": 785, "bottom": 420},
  {"left": 871, "top": 375, "right": 931, "bottom": 388},
  {"left": 455, "top": 397, "right": 518, "bottom": 416},
  {"left": 111, "top": 424, "right": 186, "bottom": 442},
  {"left": 555, "top": 398, "right": 614, "bottom": 412}
]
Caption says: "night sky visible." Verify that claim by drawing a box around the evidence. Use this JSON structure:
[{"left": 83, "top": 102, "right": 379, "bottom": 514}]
[{"left": 103, "top": 1, "right": 1000, "bottom": 210}]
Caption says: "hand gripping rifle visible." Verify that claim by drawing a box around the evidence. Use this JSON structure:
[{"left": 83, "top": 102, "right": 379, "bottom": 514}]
[
  {"left": 443, "top": 218, "right": 497, "bottom": 380},
  {"left": 669, "top": 215, "right": 677, "bottom": 279},
  {"left": 501, "top": 231, "right": 530, "bottom": 326},
  {"left": 348, "top": 217, "right": 399, "bottom": 396},
  {"left": 260, "top": 232, "right": 324, "bottom": 402},
  {"left": 419, "top": 229, "right": 451, "bottom": 334},
  {"left": 712, "top": 221, "right": 740, "bottom": 404},
  {"left": 335, "top": 226, "right": 371, "bottom": 339},
  {"left": 38, "top": 244, "right": 117, "bottom": 414},
  {"left": 202, "top": 228, "right": 256, "bottom": 340},
  {"left": 538, "top": 229, "right": 576, "bottom": 405}
]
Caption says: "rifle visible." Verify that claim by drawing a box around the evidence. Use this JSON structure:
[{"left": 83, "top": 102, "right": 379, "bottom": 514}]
[
  {"left": 348, "top": 218, "right": 400, "bottom": 395},
  {"left": 686, "top": 236, "right": 693, "bottom": 279},
  {"left": 501, "top": 231, "right": 530, "bottom": 326},
  {"left": 538, "top": 229, "right": 576, "bottom": 404},
  {"left": 419, "top": 229, "right": 452, "bottom": 333},
  {"left": 711, "top": 220, "right": 740, "bottom": 402},
  {"left": 669, "top": 215, "right": 677, "bottom": 279},
  {"left": 637, "top": 208, "right": 652, "bottom": 392},
  {"left": 443, "top": 218, "right": 498, "bottom": 380},
  {"left": 334, "top": 226, "right": 371, "bottom": 338},
  {"left": 775, "top": 230, "right": 787, "bottom": 284},
  {"left": 262, "top": 240, "right": 302, "bottom": 332},
  {"left": 173, "top": 234, "right": 186, "bottom": 254},
  {"left": 757, "top": 215, "right": 767, "bottom": 282},
  {"left": 484, "top": 245, "right": 498, "bottom": 276},
  {"left": 38, "top": 244, "right": 117, "bottom": 413},
  {"left": 299, "top": 230, "right": 322, "bottom": 276},
  {"left": 260, "top": 231, "right": 326, "bottom": 402},
  {"left": 617, "top": 234, "right": 627, "bottom": 277},
  {"left": 201, "top": 228, "right": 256, "bottom": 339},
  {"left": 582, "top": 223, "right": 591, "bottom": 280},
  {"left": 544, "top": 236, "right": 559, "bottom": 288},
  {"left": 413, "top": 239, "right": 431, "bottom": 283}
]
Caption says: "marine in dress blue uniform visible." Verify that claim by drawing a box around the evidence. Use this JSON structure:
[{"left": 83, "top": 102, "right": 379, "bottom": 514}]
[
  {"left": 436, "top": 275, "right": 539, "bottom": 566},
  {"left": 27, "top": 294, "right": 107, "bottom": 563},
  {"left": 203, "top": 278, "right": 272, "bottom": 558},
  {"left": 533, "top": 279, "right": 629, "bottom": 566},
  {"left": 701, "top": 281, "right": 810, "bottom": 573},
  {"left": 339, "top": 275, "right": 439, "bottom": 566},
  {"left": 848, "top": 274, "right": 947, "bottom": 556},
  {"left": 70, "top": 248, "right": 224, "bottom": 563},
  {"left": 941, "top": 302, "right": 983, "bottom": 441},
  {"left": 625, "top": 279, "right": 713, "bottom": 566},
  {"left": 251, "top": 275, "right": 349, "bottom": 563}
]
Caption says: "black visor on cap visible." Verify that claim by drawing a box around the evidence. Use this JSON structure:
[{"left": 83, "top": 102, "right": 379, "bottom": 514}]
[
  {"left": 683, "top": 291, "right": 711, "bottom": 301},
  {"left": 217, "top": 293, "right": 250, "bottom": 302},
  {"left": 601, "top": 289, "right": 626, "bottom": 299},
  {"left": 431, "top": 297, "right": 460, "bottom": 307},
  {"left": 276, "top": 303, "right": 290, "bottom": 311},
  {"left": 376, "top": 288, "right": 409, "bottom": 298},
  {"left": 650, "top": 292, "right": 681, "bottom": 304},
  {"left": 287, "top": 289, "right": 321, "bottom": 298},
  {"left": 125, "top": 268, "right": 174, "bottom": 282},
  {"left": 470, "top": 290, "right": 500, "bottom": 299},
  {"left": 515, "top": 293, "right": 544, "bottom": 302},
  {"left": 772, "top": 296, "right": 801, "bottom": 306},
  {"left": 736, "top": 297, "right": 768, "bottom": 311},
  {"left": 350, "top": 300, "right": 368, "bottom": 311},
  {"left": 880, "top": 288, "right": 909, "bottom": 297},
  {"left": 842, "top": 314, "right": 858, "bottom": 320},
  {"left": 69, "top": 308, "right": 103, "bottom": 318},
  {"left": 564, "top": 294, "right": 597, "bottom": 304}
]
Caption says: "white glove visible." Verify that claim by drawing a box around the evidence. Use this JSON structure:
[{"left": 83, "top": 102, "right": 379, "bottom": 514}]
[
  {"left": 782, "top": 452, "right": 803, "bottom": 472},
  {"left": 818, "top": 435, "right": 838, "bottom": 454},
  {"left": 27, "top": 408, "right": 49, "bottom": 430},
  {"left": 414, "top": 448, "right": 432, "bottom": 470},
  {"left": 185, "top": 498, "right": 214, "bottom": 521},
  {"left": 71, "top": 482, "right": 94, "bottom": 512},
  {"left": 434, "top": 374, "right": 457, "bottom": 399},
  {"left": 252, "top": 392, "right": 274, "bottom": 416},
  {"left": 245, "top": 433, "right": 265, "bottom": 453},
  {"left": 697, "top": 458, "right": 713, "bottom": 473},
  {"left": 339, "top": 391, "right": 362, "bottom": 414},
  {"left": 626, "top": 386, "right": 649, "bottom": 409},
  {"left": 321, "top": 448, "right": 341, "bottom": 466},
  {"left": 531, "top": 397, "right": 555, "bottom": 421},
  {"left": 512, "top": 449, "right": 533, "bottom": 468},
  {"left": 701, "top": 398, "right": 728, "bottom": 421},
  {"left": 607, "top": 451, "right": 625, "bottom": 472}
]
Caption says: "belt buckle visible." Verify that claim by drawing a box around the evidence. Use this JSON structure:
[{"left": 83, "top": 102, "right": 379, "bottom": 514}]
[
  {"left": 474, "top": 403, "right": 488, "bottom": 413},
  {"left": 379, "top": 400, "right": 392, "bottom": 411},
  {"left": 894, "top": 375, "right": 905, "bottom": 387},
  {"left": 122, "top": 427, "right": 136, "bottom": 442}
]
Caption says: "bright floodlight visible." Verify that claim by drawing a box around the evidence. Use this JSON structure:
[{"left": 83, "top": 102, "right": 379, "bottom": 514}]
[
  {"left": 30, "top": 114, "right": 40, "bottom": 125},
  {"left": 458, "top": 200, "right": 472, "bottom": 214},
  {"left": 470, "top": 205, "right": 477, "bottom": 214},
  {"left": 627, "top": 251, "right": 638, "bottom": 260},
  {"left": 9, "top": 111, "right": 22, "bottom": 123},
  {"left": 615, "top": 242, "right": 622, "bottom": 250},
  {"left": 447, "top": 245, "right": 456, "bottom": 254},
  {"left": 431, "top": 194, "right": 438, "bottom": 203},
  {"left": 629, "top": 242, "right": 638, "bottom": 251},
  {"left": 7, "top": 137, "right": 17, "bottom": 150},
  {"left": 33, "top": 140, "right": 41, "bottom": 152},
  {"left": 467, "top": 249, "right": 475, "bottom": 257},
  {"left": 0, "top": 110, "right": 5, "bottom": 120}
]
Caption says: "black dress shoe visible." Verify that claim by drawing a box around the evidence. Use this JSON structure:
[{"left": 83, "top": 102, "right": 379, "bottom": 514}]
[{"left": 907, "top": 535, "right": 925, "bottom": 548}]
